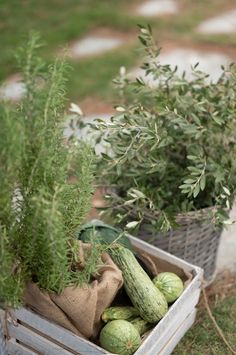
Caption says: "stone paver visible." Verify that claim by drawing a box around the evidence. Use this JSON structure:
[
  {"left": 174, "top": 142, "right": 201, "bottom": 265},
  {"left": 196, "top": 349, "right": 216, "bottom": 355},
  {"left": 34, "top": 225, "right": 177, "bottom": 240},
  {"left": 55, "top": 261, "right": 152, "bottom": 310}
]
[
  {"left": 64, "top": 113, "right": 111, "bottom": 155},
  {"left": 216, "top": 205, "right": 236, "bottom": 272},
  {"left": 70, "top": 36, "right": 124, "bottom": 58},
  {"left": 197, "top": 10, "right": 236, "bottom": 34},
  {"left": 136, "top": 0, "right": 178, "bottom": 17},
  {"left": 0, "top": 75, "right": 26, "bottom": 101},
  {"left": 131, "top": 48, "right": 231, "bottom": 85}
]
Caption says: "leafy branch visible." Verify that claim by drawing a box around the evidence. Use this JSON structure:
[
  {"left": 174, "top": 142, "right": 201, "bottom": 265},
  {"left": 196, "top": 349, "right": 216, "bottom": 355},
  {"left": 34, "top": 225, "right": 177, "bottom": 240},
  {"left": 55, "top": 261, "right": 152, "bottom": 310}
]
[
  {"left": 93, "top": 24, "right": 236, "bottom": 230},
  {"left": 0, "top": 33, "right": 95, "bottom": 307},
  {"left": 179, "top": 156, "right": 207, "bottom": 198}
]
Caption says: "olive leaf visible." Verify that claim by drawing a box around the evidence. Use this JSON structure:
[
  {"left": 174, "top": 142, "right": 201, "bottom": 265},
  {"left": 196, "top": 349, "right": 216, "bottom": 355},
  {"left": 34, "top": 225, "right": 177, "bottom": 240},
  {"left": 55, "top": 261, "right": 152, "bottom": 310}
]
[{"left": 92, "top": 25, "right": 236, "bottom": 231}]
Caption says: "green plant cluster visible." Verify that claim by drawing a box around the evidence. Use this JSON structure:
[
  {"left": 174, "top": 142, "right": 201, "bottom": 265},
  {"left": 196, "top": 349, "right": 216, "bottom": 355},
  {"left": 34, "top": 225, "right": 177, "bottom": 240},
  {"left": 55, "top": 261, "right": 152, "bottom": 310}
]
[
  {"left": 0, "top": 34, "right": 95, "bottom": 307},
  {"left": 95, "top": 25, "right": 236, "bottom": 231}
]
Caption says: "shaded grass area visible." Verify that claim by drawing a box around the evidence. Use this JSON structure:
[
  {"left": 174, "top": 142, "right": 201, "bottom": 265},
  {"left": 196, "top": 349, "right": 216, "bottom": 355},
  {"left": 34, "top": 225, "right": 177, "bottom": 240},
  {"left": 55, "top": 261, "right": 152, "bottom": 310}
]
[
  {"left": 0, "top": 0, "right": 143, "bottom": 81},
  {"left": 1, "top": 0, "right": 235, "bottom": 102},
  {"left": 173, "top": 272, "right": 236, "bottom": 355},
  {"left": 68, "top": 45, "right": 138, "bottom": 101}
]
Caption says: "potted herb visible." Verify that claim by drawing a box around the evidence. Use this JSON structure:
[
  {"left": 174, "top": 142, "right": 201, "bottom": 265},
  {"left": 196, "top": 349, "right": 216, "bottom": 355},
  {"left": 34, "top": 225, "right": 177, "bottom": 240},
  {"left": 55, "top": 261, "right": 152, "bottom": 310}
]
[
  {"left": 0, "top": 34, "right": 123, "bottom": 339},
  {"left": 93, "top": 25, "right": 236, "bottom": 282}
]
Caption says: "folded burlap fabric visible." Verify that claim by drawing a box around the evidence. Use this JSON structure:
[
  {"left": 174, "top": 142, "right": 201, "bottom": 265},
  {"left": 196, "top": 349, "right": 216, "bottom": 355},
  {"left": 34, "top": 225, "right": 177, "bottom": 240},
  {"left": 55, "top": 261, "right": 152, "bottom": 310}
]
[{"left": 24, "top": 242, "right": 123, "bottom": 339}]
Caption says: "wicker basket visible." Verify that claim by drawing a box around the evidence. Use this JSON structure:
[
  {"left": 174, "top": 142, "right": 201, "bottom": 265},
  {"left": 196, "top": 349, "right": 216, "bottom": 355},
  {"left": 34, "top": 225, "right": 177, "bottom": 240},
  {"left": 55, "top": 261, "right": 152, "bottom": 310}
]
[
  {"left": 96, "top": 187, "right": 222, "bottom": 283},
  {"left": 136, "top": 207, "right": 222, "bottom": 283}
]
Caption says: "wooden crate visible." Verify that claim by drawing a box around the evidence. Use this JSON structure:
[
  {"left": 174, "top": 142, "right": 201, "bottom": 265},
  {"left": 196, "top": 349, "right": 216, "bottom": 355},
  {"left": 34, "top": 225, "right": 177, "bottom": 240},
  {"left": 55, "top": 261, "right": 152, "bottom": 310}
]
[{"left": 0, "top": 235, "right": 203, "bottom": 355}]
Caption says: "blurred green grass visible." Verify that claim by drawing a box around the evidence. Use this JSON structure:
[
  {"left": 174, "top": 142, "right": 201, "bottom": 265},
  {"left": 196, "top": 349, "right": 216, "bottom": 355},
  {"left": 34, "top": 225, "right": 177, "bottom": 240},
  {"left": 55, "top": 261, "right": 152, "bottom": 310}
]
[
  {"left": 1, "top": 0, "right": 235, "bottom": 102},
  {"left": 173, "top": 296, "right": 236, "bottom": 354}
]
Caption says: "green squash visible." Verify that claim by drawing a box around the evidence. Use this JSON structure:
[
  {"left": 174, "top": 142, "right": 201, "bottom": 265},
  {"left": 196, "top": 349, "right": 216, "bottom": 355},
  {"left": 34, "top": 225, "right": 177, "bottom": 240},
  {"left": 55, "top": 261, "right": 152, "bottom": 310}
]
[
  {"left": 111, "top": 247, "right": 168, "bottom": 323},
  {"left": 102, "top": 306, "right": 139, "bottom": 323},
  {"left": 99, "top": 320, "right": 141, "bottom": 355},
  {"left": 153, "top": 272, "right": 184, "bottom": 303}
]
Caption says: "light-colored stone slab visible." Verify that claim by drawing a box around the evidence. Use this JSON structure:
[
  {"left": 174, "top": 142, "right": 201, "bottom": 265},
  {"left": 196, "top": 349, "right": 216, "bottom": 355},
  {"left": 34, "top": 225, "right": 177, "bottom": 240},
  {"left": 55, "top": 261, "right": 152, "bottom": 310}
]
[
  {"left": 216, "top": 205, "right": 236, "bottom": 272},
  {"left": 197, "top": 10, "right": 236, "bottom": 34},
  {"left": 0, "top": 75, "right": 26, "bottom": 101},
  {"left": 70, "top": 36, "right": 124, "bottom": 58},
  {"left": 131, "top": 48, "right": 231, "bottom": 85},
  {"left": 64, "top": 113, "right": 111, "bottom": 156},
  {"left": 136, "top": 0, "right": 178, "bottom": 17}
]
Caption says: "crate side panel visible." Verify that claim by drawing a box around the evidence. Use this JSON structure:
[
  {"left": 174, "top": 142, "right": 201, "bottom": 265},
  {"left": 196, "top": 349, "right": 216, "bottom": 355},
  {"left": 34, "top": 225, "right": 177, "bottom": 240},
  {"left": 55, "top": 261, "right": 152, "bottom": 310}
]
[
  {"left": 131, "top": 236, "right": 202, "bottom": 354},
  {"left": 7, "top": 323, "right": 73, "bottom": 355},
  {"left": 0, "top": 314, "right": 7, "bottom": 355},
  {"left": 135, "top": 289, "right": 200, "bottom": 354},
  {"left": 7, "top": 339, "right": 38, "bottom": 355},
  {"left": 0, "top": 310, "right": 7, "bottom": 335},
  {"left": 13, "top": 308, "right": 107, "bottom": 355},
  {"left": 159, "top": 308, "right": 197, "bottom": 355}
]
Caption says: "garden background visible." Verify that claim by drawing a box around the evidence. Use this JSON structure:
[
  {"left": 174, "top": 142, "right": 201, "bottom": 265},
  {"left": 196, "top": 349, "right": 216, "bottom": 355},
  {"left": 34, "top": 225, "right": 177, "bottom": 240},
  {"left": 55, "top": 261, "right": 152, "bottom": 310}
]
[{"left": 1, "top": 1, "right": 236, "bottom": 353}]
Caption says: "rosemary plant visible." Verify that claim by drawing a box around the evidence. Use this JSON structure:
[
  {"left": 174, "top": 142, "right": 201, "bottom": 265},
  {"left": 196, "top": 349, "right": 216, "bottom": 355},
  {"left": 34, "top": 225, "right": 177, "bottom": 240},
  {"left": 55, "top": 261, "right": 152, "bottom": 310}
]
[
  {"left": 95, "top": 25, "right": 236, "bottom": 231},
  {"left": 0, "top": 33, "right": 95, "bottom": 307}
]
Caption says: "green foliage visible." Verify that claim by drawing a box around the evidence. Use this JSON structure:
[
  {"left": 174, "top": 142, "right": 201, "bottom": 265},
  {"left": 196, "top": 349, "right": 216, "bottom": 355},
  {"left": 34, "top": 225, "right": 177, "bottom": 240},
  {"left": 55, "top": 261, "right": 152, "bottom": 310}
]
[
  {"left": 95, "top": 25, "right": 236, "bottom": 231},
  {"left": 0, "top": 33, "right": 95, "bottom": 307}
]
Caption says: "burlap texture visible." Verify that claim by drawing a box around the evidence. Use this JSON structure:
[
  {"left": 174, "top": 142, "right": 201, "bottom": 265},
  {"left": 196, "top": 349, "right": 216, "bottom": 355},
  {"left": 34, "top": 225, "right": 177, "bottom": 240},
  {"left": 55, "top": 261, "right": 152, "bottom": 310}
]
[{"left": 24, "top": 242, "right": 123, "bottom": 339}]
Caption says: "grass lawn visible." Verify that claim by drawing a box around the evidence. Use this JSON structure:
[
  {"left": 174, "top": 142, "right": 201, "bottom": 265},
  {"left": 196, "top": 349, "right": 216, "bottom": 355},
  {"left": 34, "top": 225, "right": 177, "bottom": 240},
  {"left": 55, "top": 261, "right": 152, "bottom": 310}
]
[
  {"left": 1, "top": 0, "right": 236, "bottom": 103},
  {"left": 173, "top": 272, "right": 236, "bottom": 354}
]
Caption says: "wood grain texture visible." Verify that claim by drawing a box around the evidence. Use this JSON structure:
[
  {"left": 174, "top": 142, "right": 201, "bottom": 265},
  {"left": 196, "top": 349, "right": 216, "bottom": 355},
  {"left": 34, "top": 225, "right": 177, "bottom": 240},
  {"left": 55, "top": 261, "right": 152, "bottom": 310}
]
[
  {"left": 159, "top": 308, "right": 197, "bottom": 355},
  {"left": 8, "top": 322, "right": 72, "bottom": 355},
  {"left": 1, "top": 235, "right": 203, "bottom": 355},
  {"left": 7, "top": 339, "right": 38, "bottom": 355},
  {"left": 0, "top": 315, "right": 7, "bottom": 355}
]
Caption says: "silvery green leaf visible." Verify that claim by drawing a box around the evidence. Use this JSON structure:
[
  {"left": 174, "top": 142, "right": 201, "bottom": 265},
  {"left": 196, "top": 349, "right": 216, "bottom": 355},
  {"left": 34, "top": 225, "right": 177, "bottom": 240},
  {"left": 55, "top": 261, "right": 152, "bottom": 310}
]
[
  {"left": 223, "top": 186, "right": 230, "bottom": 196},
  {"left": 115, "top": 106, "right": 126, "bottom": 112},
  {"left": 126, "top": 221, "right": 139, "bottom": 229},
  {"left": 130, "top": 189, "right": 146, "bottom": 199},
  {"left": 184, "top": 178, "right": 196, "bottom": 184},
  {"left": 124, "top": 199, "right": 136, "bottom": 205},
  {"left": 69, "top": 103, "right": 83, "bottom": 116},
  {"left": 193, "top": 184, "right": 200, "bottom": 198},
  {"left": 187, "top": 155, "right": 197, "bottom": 160},
  {"left": 200, "top": 175, "right": 206, "bottom": 191},
  {"left": 226, "top": 200, "right": 230, "bottom": 210}
]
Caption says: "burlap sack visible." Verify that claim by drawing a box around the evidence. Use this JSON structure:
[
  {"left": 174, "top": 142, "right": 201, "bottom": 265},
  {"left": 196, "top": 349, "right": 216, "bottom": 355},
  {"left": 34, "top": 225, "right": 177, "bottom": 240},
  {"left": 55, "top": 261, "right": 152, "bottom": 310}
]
[{"left": 24, "top": 242, "right": 123, "bottom": 339}]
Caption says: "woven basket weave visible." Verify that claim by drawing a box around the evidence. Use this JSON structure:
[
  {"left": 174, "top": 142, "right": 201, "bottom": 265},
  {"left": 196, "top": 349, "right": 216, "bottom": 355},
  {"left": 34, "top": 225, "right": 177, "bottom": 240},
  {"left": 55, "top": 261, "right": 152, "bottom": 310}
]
[
  {"left": 136, "top": 207, "right": 222, "bottom": 283},
  {"left": 99, "top": 187, "right": 222, "bottom": 283}
]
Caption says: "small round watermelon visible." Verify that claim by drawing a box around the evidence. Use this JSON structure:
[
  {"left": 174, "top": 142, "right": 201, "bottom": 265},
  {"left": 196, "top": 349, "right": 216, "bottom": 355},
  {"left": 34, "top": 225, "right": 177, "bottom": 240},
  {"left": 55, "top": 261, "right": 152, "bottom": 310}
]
[
  {"left": 153, "top": 272, "right": 184, "bottom": 303},
  {"left": 99, "top": 319, "right": 141, "bottom": 355}
]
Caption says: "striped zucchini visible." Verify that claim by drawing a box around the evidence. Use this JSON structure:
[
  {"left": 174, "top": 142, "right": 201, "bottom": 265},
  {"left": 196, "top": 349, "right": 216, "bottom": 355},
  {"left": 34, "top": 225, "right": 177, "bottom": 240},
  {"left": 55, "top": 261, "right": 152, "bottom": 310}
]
[
  {"left": 131, "top": 317, "right": 152, "bottom": 335},
  {"left": 111, "top": 246, "right": 168, "bottom": 323},
  {"left": 102, "top": 306, "right": 139, "bottom": 323}
]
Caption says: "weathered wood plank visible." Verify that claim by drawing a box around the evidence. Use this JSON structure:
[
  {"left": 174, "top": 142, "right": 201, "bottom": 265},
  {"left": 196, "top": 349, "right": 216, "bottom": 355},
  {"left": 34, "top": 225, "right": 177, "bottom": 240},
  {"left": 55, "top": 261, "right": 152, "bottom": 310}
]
[
  {"left": 13, "top": 308, "right": 106, "bottom": 355},
  {"left": 7, "top": 339, "right": 38, "bottom": 355},
  {"left": 0, "top": 309, "right": 7, "bottom": 335},
  {"left": 0, "top": 312, "right": 7, "bottom": 355},
  {"left": 136, "top": 290, "right": 199, "bottom": 354},
  {"left": 7, "top": 323, "right": 73, "bottom": 355},
  {"left": 159, "top": 308, "right": 197, "bottom": 355}
]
